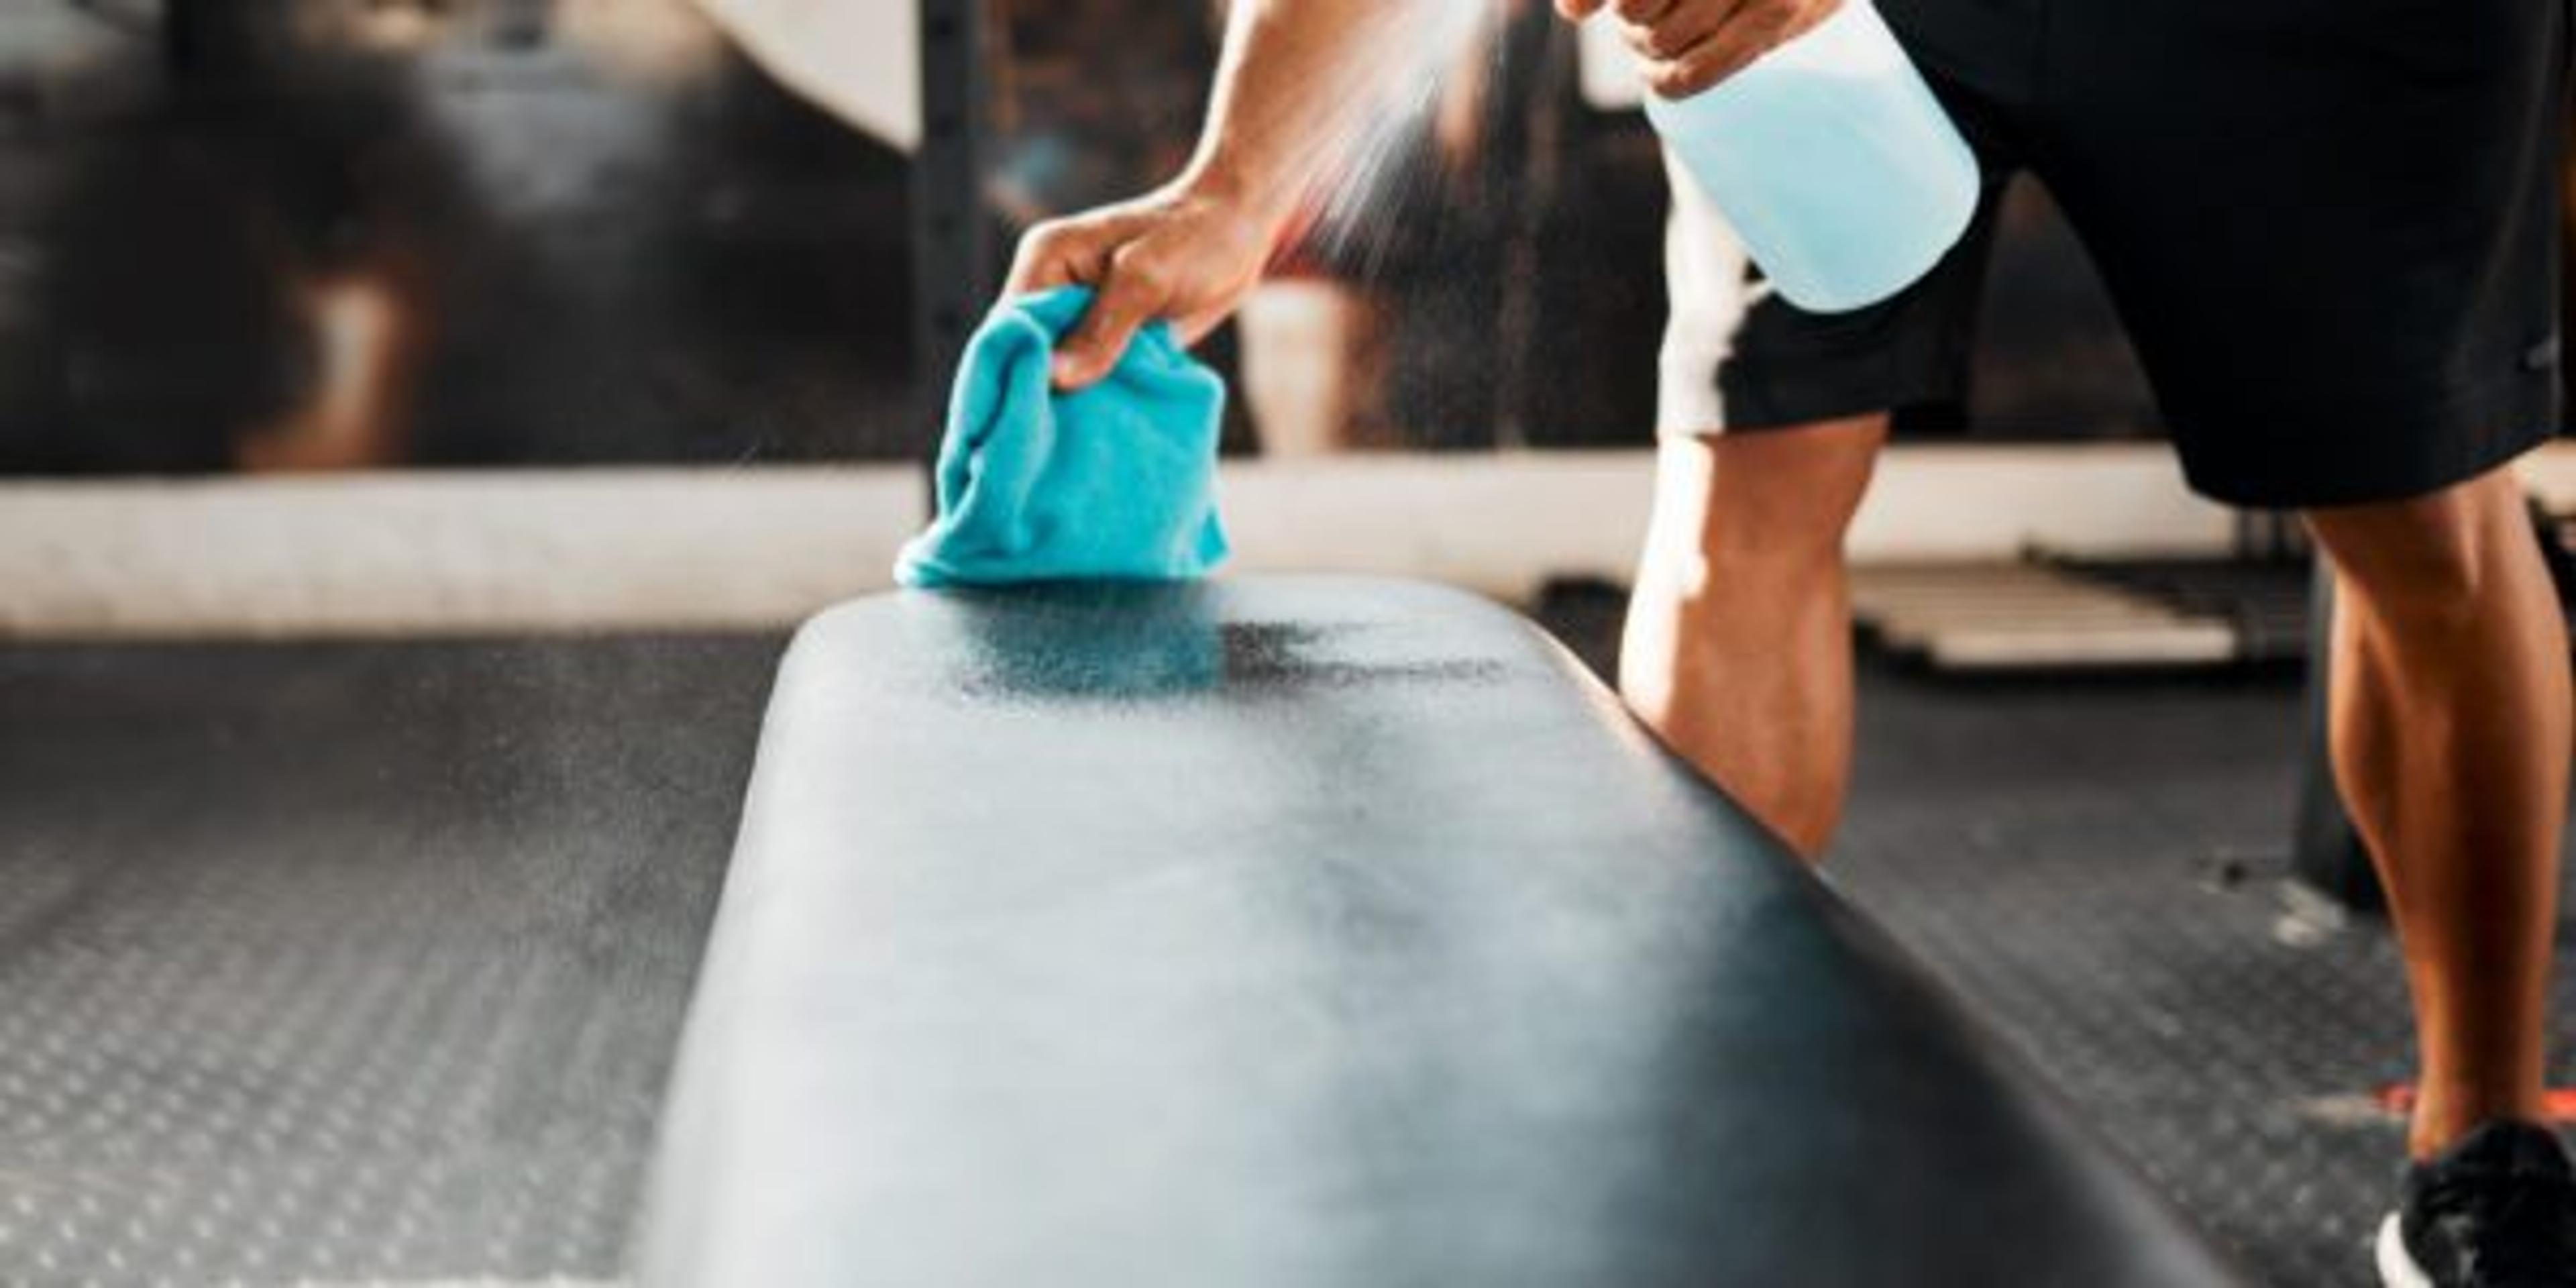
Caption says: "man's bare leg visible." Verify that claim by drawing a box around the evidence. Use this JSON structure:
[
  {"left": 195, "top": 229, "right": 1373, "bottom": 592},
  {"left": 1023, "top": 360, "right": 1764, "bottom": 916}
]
[
  {"left": 1620, "top": 414, "right": 1890, "bottom": 861},
  {"left": 2304, "top": 465, "right": 2569, "bottom": 1159}
]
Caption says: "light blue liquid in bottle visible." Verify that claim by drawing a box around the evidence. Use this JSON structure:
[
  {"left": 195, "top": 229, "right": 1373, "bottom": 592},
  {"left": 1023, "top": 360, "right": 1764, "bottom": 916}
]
[{"left": 1643, "top": 0, "right": 1979, "bottom": 313}]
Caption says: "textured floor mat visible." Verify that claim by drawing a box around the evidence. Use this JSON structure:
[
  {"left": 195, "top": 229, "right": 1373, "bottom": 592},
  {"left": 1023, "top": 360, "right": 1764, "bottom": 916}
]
[{"left": 0, "top": 637, "right": 778, "bottom": 1285}]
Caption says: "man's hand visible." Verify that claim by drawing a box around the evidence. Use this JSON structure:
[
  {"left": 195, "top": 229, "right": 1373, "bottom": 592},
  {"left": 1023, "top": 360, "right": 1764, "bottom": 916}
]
[
  {"left": 1554, "top": 0, "right": 1843, "bottom": 100},
  {"left": 1006, "top": 184, "right": 1281, "bottom": 390}
]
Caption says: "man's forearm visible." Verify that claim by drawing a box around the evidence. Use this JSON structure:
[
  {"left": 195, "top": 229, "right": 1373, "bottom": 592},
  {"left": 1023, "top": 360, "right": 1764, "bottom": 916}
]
[{"left": 1178, "top": 0, "right": 1414, "bottom": 227}]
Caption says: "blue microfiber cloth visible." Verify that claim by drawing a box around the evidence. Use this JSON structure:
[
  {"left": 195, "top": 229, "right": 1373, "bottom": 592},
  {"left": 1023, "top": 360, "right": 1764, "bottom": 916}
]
[{"left": 894, "top": 286, "right": 1229, "bottom": 588}]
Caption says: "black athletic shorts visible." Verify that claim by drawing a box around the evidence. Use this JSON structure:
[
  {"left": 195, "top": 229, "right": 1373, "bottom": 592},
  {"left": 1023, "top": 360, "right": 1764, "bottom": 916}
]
[{"left": 1691, "top": 0, "right": 2571, "bottom": 508}]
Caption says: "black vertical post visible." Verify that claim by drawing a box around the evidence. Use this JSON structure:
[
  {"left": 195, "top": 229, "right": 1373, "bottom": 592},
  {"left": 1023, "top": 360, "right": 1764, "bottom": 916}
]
[
  {"left": 158, "top": 0, "right": 256, "bottom": 95},
  {"left": 161, "top": 0, "right": 211, "bottom": 80},
  {"left": 2290, "top": 559, "right": 2386, "bottom": 912},
  {"left": 912, "top": 0, "right": 994, "bottom": 451},
  {"left": 1489, "top": 10, "right": 1569, "bottom": 452},
  {"left": 162, "top": 1, "right": 197, "bottom": 76}
]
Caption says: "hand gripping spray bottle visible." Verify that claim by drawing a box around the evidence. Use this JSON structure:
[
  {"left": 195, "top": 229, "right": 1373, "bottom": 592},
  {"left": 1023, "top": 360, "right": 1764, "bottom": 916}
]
[{"left": 1643, "top": 0, "right": 1978, "bottom": 313}]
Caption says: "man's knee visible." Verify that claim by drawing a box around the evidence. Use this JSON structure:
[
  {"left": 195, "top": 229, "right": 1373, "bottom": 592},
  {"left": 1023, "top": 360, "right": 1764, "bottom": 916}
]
[
  {"left": 2304, "top": 469, "right": 2526, "bottom": 625},
  {"left": 1661, "top": 416, "right": 1887, "bottom": 574}
]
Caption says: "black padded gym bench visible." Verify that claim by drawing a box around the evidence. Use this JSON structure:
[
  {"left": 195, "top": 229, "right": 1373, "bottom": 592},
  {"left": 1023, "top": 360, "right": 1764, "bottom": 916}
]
[{"left": 637, "top": 577, "right": 2240, "bottom": 1287}]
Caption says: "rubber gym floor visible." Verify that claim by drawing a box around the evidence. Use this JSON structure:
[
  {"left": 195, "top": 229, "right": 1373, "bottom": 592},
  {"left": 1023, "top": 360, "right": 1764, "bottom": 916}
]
[{"left": 3, "top": 595, "right": 2571, "bottom": 1286}]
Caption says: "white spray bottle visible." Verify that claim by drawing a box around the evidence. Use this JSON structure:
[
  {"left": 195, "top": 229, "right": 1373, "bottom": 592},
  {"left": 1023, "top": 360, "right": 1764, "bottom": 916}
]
[{"left": 1641, "top": 0, "right": 1978, "bottom": 313}]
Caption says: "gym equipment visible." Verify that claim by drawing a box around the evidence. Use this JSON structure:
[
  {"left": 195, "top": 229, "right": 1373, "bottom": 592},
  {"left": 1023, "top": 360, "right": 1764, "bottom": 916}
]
[
  {"left": 637, "top": 576, "right": 2239, "bottom": 1287},
  {"left": 1851, "top": 556, "right": 2310, "bottom": 673}
]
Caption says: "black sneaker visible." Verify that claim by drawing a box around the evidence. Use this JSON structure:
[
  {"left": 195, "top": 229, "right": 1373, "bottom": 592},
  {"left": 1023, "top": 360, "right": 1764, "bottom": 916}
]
[{"left": 2379, "top": 1120, "right": 2576, "bottom": 1287}]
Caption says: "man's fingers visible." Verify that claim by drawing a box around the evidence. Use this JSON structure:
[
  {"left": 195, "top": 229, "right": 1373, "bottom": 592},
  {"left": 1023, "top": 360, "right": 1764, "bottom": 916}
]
[
  {"left": 1621, "top": 0, "right": 1738, "bottom": 61},
  {"left": 1005, "top": 222, "right": 1085, "bottom": 297},
  {"left": 1645, "top": 9, "right": 1791, "bottom": 99},
  {"left": 1552, "top": 0, "right": 1612, "bottom": 20},
  {"left": 1051, "top": 249, "right": 1166, "bottom": 388},
  {"left": 1005, "top": 211, "right": 1142, "bottom": 297}
]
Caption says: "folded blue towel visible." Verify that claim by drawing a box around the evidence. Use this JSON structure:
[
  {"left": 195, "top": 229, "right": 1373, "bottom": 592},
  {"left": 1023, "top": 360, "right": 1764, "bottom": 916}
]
[{"left": 894, "top": 286, "right": 1230, "bottom": 588}]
